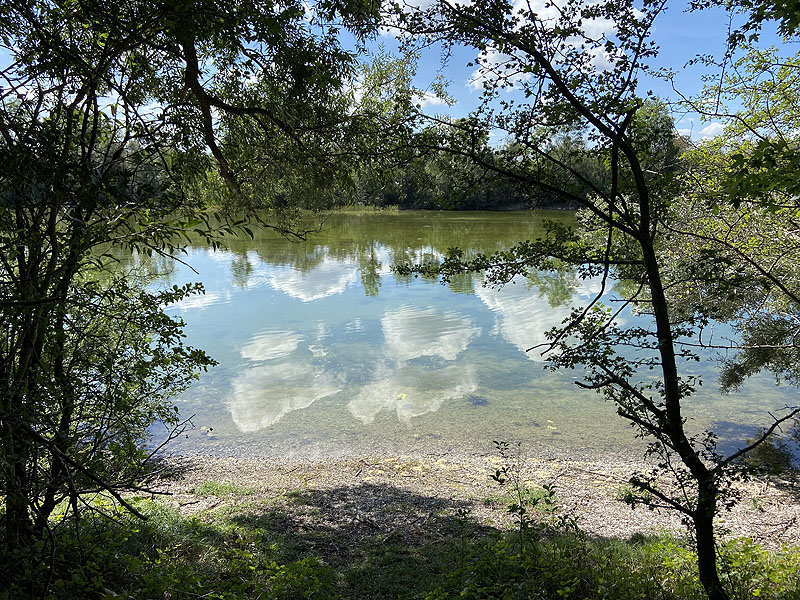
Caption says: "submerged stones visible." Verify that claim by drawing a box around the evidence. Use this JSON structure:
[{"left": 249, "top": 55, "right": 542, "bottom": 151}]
[{"left": 467, "top": 395, "right": 489, "bottom": 407}]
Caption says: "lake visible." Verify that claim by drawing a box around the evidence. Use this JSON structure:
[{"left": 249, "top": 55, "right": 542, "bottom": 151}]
[{"left": 155, "top": 210, "right": 796, "bottom": 460}]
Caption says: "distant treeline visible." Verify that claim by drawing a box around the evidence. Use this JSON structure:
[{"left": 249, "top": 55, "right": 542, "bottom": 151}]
[
  {"left": 346, "top": 149, "right": 550, "bottom": 210},
  {"left": 195, "top": 112, "right": 689, "bottom": 213},
  {"left": 333, "top": 125, "right": 689, "bottom": 211}
]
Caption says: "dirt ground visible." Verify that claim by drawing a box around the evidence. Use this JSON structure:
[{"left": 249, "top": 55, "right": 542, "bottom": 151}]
[{"left": 150, "top": 451, "right": 800, "bottom": 550}]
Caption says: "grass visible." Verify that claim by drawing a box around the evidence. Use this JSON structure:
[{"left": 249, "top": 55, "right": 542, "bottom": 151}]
[
  {"left": 5, "top": 483, "right": 800, "bottom": 600},
  {"left": 482, "top": 485, "right": 558, "bottom": 514}
]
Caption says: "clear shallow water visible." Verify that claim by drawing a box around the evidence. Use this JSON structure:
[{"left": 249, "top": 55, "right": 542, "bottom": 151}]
[{"left": 152, "top": 211, "right": 797, "bottom": 460}]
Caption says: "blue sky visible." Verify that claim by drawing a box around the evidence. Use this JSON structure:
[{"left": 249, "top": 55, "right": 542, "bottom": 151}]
[
  {"left": 373, "top": 0, "right": 786, "bottom": 141},
  {"left": 0, "top": 0, "right": 785, "bottom": 142}
]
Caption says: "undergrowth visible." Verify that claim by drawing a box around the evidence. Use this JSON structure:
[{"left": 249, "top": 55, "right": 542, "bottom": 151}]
[{"left": 2, "top": 493, "right": 799, "bottom": 600}]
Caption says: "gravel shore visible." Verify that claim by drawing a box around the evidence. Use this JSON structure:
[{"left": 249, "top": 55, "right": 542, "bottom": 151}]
[{"left": 152, "top": 451, "right": 800, "bottom": 550}]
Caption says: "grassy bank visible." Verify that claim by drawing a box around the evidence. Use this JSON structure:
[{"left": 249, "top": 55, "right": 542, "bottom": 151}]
[
  {"left": 10, "top": 492, "right": 799, "bottom": 600},
  {"left": 5, "top": 454, "right": 800, "bottom": 599}
]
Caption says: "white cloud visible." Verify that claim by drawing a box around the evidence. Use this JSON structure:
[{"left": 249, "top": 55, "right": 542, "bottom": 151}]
[
  {"left": 349, "top": 75, "right": 365, "bottom": 108},
  {"left": 468, "top": 46, "right": 532, "bottom": 91},
  {"left": 412, "top": 90, "right": 450, "bottom": 107},
  {"left": 400, "top": 0, "right": 437, "bottom": 8},
  {"left": 581, "top": 14, "right": 616, "bottom": 40},
  {"left": 699, "top": 122, "right": 725, "bottom": 139},
  {"left": 379, "top": 0, "right": 438, "bottom": 36},
  {"left": 302, "top": 0, "right": 316, "bottom": 22},
  {"left": 467, "top": 0, "right": 621, "bottom": 91},
  {"left": 674, "top": 121, "right": 725, "bottom": 141},
  {"left": 587, "top": 46, "right": 624, "bottom": 71}
]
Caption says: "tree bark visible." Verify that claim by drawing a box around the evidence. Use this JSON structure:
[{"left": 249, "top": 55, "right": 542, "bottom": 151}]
[
  {"left": 637, "top": 202, "right": 728, "bottom": 600},
  {"left": 3, "top": 431, "right": 33, "bottom": 559},
  {"left": 694, "top": 483, "right": 730, "bottom": 600}
]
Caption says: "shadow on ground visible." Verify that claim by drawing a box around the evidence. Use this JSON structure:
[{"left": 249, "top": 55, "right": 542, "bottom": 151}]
[{"left": 228, "top": 483, "right": 496, "bottom": 593}]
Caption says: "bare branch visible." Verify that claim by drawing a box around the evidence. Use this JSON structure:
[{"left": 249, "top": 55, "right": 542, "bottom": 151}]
[{"left": 717, "top": 407, "right": 800, "bottom": 470}]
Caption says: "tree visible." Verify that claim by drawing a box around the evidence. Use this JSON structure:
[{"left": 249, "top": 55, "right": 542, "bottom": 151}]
[
  {"left": 0, "top": 89, "right": 216, "bottom": 582},
  {"left": 391, "top": 1, "right": 799, "bottom": 598},
  {"left": 664, "top": 4, "right": 800, "bottom": 451},
  {"left": 0, "top": 0, "right": 379, "bottom": 581}
]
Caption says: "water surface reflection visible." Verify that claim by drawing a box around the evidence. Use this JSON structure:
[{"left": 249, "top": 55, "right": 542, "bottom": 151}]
[{"left": 155, "top": 211, "right": 794, "bottom": 459}]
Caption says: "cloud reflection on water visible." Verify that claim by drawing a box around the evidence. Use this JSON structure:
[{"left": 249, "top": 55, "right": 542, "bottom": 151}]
[
  {"left": 266, "top": 256, "right": 358, "bottom": 301},
  {"left": 348, "top": 364, "right": 478, "bottom": 424},
  {"left": 168, "top": 290, "right": 229, "bottom": 312},
  {"left": 347, "top": 305, "right": 480, "bottom": 424},
  {"left": 239, "top": 331, "right": 301, "bottom": 361},
  {"left": 221, "top": 245, "right": 609, "bottom": 433},
  {"left": 228, "top": 360, "right": 341, "bottom": 432},
  {"left": 475, "top": 277, "right": 604, "bottom": 361},
  {"left": 228, "top": 329, "right": 339, "bottom": 433},
  {"left": 382, "top": 306, "right": 480, "bottom": 362}
]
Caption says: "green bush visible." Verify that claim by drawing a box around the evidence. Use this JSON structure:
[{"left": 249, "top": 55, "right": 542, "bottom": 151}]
[
  {"left": 423, "top": 529, "right": 800, "bottom": 600},
  {"left": 4, "top": 495, "right": 799, "bottom": 600}
]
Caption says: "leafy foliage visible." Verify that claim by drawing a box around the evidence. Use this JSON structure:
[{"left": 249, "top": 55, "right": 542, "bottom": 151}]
[
  {"left": 8, "top": 491, "right": 800, "bottom": 600},
  {"left": 0, "top": 0, "right": 382, "bottom": 576},
  {"left": 390, "top": 1, "right": 800, "bottom": 598},
  {"left": 0, "top": 96, "right": 216, "bottom": 571}
]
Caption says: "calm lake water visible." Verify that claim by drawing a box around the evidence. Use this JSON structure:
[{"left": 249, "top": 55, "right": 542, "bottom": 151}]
[{"left": 154, "top": 211, "right": 796, "bottom": 460}]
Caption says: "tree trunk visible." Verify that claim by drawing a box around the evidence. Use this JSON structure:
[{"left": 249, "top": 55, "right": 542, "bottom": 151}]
[
  {"left": 637, "top": 212, "right": 729, "bottom": 600},
  {"left": 4, "top": 435, "right": 33, "bottom": 559},
  {"left": 694, "top": 484, "right": 729, "bottom": 600}
]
